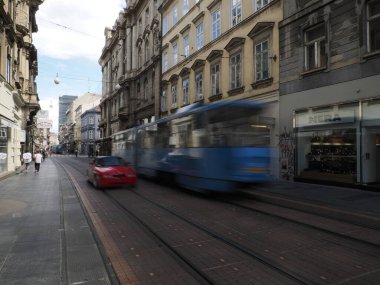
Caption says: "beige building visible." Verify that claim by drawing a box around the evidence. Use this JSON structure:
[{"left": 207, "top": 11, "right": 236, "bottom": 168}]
[
  {"left": 99, "top": 0, "right": 162, "bottom": 155},
  {"left": 0, "top": 0, "right": 43, "bottom": 176},
  {"left": 160, "top": 0, "right": 283, "bottom": 175}
]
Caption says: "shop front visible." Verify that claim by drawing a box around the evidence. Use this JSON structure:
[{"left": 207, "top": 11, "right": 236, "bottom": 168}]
[{"left": 294, "top": 99, "right": 380, "bottom": 188}]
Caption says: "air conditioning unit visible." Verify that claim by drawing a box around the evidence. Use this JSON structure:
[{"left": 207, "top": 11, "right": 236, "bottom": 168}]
[
  {"left": 171, "top": 103, "right": 177, "bottom": 108},
  {"left": 197, "top": 94, "right": 204, "bottom": 100}
]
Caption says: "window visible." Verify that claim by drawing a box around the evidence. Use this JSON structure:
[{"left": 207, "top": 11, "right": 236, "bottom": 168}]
[
  {"left": 161, "top": 90, "right": 167, "bottom": 112},
  {"left": 0, "top": 127, "right": 6, "bottom": 138},
  {"left": 182, "top": 78, "right": 189, "bottom": 105},
  {"left": 163, "top": 50, "right": 169, "bottom": 72},
  {"left": 184, "top": 0, "right": 189, "bottom": 14},
  {"left": 172, "top": 4, "right": 178, "bottom": 25},
  {"left": 231, "top": 0, "right": 242, "bottom": 27},
  {"left": 89, "top": 116, "right": 94, "bottom": 124},
  {"left": 171, "top": 84, "right": 177, "bottom": 107},
  {"left": 196, "top": 22, "right": 204, "bottom": 50},
  {"left": 163, "top": 15, "right": 168, "bottom": 34},
  {"left": 152, "top": 72, "right": 155, "bottom": 98},
  {"left": 137, "top": 82, "right": 141, "bottom": 101},
  {"left": 89, "top": 130, "right": 94, "bottom": 140},
  {"left": 6, "top": 46, "right": 11, "bottom": 82},
  {"left": 255, "top": 40, "right": 269, "bottom": 80},
  {"left": 173, "top": 42, "right": 178, "bottom": 65},
  {"left": 212, "top": 8, "right": 221, "bottom": 40},
  {"left": 211, "top": 62, "right": 221, "bottom": 95},
  {"left": 230, "top": 52, "right": 242, "bottom": 89},
  {"left": 255, "top": 0, "right": 271, "bottom": 11},
  {"left": 183, "top": 34, "right": 190, "bottom": 57},
  {"left": 138, "top": 48, "right": 142, "bottom": 68},
  {"left": 195, "top": 72, "right": 203, "bottom": 100},
  {"left": 367, "top": 0, "right": 380, "bottom": 53},
  {"left": 145, "top": 40, "right": 150, "bottom": 62},
  {"left": 144, "top": 78, "right": 149, "bottom": 100},
  {"left": 145, "top": 8, "right": 150, "bottom": 25},
  {"left": 304, "top": 23, "right": 327, "bottom": 71}
]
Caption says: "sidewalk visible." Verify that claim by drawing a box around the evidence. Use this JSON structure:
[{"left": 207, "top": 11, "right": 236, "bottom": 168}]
[
  {"left": 0, "top": 159, "right": 115, "bottom": 285},
  {"left": 253, "top": 180, "right": 380, "bottom": 215}
]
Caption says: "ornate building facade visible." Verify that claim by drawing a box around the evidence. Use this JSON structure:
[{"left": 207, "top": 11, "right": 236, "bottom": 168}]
[
  {"left": 98, "top": 0, "right": 162, "bottom": 155},
  {"left": 0, "top": 0, "right": 43, "bottom": 176}
]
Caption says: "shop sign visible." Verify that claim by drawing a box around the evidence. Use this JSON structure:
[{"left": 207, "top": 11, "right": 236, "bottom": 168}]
[
  {"left": 295, "top": 109, "right": 355, "bottom": 128},
  {"left": 36, "top": 118, "right": 53, "bottom": 129}
]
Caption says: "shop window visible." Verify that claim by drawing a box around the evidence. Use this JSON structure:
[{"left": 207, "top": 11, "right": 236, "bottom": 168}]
[
  {"left": 304, "top": 23, "right": 327, "bottom": 71},
  {"left": 367, "top": 0, "right": 380, "bottom": 53},
  {"left": 298, "top": 129, "right": 357, "bottom": 184}
]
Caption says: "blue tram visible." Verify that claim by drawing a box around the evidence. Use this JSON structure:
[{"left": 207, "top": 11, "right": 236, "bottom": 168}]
[{"left": 112, "top": 100, "right": 274, "bottom": 192}]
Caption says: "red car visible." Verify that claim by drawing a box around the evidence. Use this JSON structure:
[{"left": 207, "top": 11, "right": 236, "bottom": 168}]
[{"left": 87, "top": 156, "right": 137, "bottom": 189}]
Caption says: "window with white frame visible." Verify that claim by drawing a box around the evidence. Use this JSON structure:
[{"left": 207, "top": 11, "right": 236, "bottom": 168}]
[
  {"left": 304, "top": 23, "right": 327, "bottom": 71},
  {"left": 196, "top": 22, "right": 204, "bottom": 50},
  {"left": 182, "top": 78, "right": 189, "bottom": 105},
  {"left": 195, "top": 72, "right": 203, "bottom": 99},
  {"left": 254, "top": 0, "right": 271, "bottom": 11},
  {"left": 231, "top": 0, "right": 242, "bottom": 27},
  {"left": 163, "top": 15, "right": 168, "bottom": 34},
  {"left": 212, "top": 8, "right": 221, "bottom": 40},
  {"left": 171, "top": 84, "right": 177, "bottom": 107},
  {"left": 161, "top": 89, "right": 167, "bottom": 112},
  {"left": 163, "top": 50, "right": 169, "bottom": 72},
  {"left": 89, "top": 130, "right": 94, "bottom": 140},
  {"left": 367, "top": 0, "right": 380, "bottom": 53},
  {"left": 89, "top": 116, "right": 94, "bottom": 124},
  {"left": 172, "top": 4, "right": 178, "bottom": 26},
  {"left": 183, "top": 34, "right": 190, "bottom": 57},
  {"left": 0, "top": 127, "right": 6, "bottom": 138},
  {"left": 230, "top": 52, "right": 242, "bottom": 89},
  {"left": 184, "top": 0, "right": 189, "bottom": 14},
  {"left": 173, "top": 42, "right": 178, "bottom": 65},
  {"left": 211, "top": 62, "right": 221, "bottom": 95},
  {"left": 255, "top": 40, "right": 269, "bottom": 81}
]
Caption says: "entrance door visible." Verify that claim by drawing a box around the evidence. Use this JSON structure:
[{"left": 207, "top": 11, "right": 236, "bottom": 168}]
[{"left": 362, "top": 128, "right": 380, "bottom": 184}]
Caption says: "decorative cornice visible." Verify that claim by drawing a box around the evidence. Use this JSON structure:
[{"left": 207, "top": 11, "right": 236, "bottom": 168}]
[
  {"left": 247, "top": 22, "right": 274, "bottom": 38},
  {"left": 207, "top": 0, "right": 221, "bottom": 11},
  {"left": 179, "top": 67, "right": 190, "bottom": 77},
  {"left": 169, "top": 74, "right": 179, "bottom": 82},
  {"left": 224, "top": 37, "right": 245, "bottom": 52},
  {"left": 180, "top": 24, "right": 191, "bottom": 34},
  {"left": 206, "top": 50, "right": 223, "bottom": 62},
  {"left": 170, "top": 34, "right": 179, "bottom": 43},
  {"left": 191, "top": 59, "right": 206, "bottom": 70},
  {"left": 192, "top": 12, "right": 205, "bottom": 24}
]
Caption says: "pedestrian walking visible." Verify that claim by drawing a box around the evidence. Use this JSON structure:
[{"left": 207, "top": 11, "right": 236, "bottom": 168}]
[
  {"left": 22, "top": 151, "right": 32, "bottom": 173},
  {"left": 34, "top": 151, "right": 43, "bottom": 173}
]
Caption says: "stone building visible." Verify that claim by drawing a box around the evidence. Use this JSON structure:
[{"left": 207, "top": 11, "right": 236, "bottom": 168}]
[
  {"left": 279, "top": 0, "right": 380, "bottom": 187},
  {"left": 0, "top": 0, "right": 43, "bottom": 177},
  {"left": 81, "top": 106, "right": 101, "bottom": 156},
  {"left": 98, "top": 0, "right": 162, "bottom": 155}
]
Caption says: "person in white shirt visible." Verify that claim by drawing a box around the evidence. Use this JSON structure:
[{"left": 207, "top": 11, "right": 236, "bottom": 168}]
[
  {"left": 34, "top": 151, "right": 43, "bottom": 173},
  {"left": 22, "top": 152, "right": 32, "bottom": 172}
]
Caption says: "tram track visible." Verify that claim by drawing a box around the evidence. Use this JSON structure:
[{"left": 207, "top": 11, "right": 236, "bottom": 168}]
[
  {"left": 214, "top": 194, "right": 380, "bottom": 248},
  {"left": 57, "top": 157, "right": 312, "bottom": 284},
  {"left": 55, "top": 157, "right": 380, "bottom": 284}
]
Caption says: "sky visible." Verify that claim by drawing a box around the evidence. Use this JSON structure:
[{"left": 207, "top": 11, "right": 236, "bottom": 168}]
[{"left": 34, "top": 0, "right": 126, "bottom": 132}]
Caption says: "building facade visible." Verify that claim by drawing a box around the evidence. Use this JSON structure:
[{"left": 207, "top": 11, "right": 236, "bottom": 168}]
[
  {"left": 279, "top": 0, "right": 380, "bottom": 187},
  {"left": 0, "top": 0, "right": 43, "bottom": 176},
  {"left": 81, "top": 106, "right": 101, "bottom": 156},
  {"left": 160, "top": 0, "right": 282, "bottom": 175},
  {"left": 58, "top": 95, "right": 77, "bottom": 129},
  {"left": 99, "top": 0, "right": 162, "bottom": 155}
]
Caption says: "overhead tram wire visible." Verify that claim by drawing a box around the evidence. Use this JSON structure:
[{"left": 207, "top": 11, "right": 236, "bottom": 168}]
[{"left": 38, "top": 17, "right": 102, "bottom": 39}]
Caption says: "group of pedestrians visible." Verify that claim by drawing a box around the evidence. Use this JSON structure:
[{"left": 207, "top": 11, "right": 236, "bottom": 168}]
[{"left": 22, "top": 150, "right": 45, "bottom": 173}]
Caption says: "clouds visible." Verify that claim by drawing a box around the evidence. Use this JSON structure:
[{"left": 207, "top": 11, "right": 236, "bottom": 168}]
[
  {"left": 34, "top": 0, "right": 124, "bottom": 132},
  {"left": 34, "top": 0, "right": 125, "bottom": 61}
]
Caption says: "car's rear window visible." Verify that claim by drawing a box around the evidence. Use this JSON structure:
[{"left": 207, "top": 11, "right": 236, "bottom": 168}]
[{"left": 97, "top": 157, "right": 126, "bottom": 166}]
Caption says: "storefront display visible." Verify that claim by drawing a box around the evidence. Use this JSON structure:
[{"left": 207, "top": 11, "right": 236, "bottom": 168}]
[{"left": 297, "top": 129, "right": 357, "bottom": 184}]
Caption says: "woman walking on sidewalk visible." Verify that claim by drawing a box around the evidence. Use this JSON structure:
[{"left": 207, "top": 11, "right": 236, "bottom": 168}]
[{"left": 34, "top": 151, "right": 43, "bottom": 173}]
